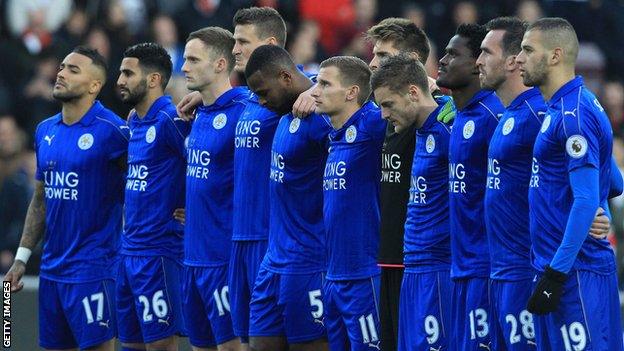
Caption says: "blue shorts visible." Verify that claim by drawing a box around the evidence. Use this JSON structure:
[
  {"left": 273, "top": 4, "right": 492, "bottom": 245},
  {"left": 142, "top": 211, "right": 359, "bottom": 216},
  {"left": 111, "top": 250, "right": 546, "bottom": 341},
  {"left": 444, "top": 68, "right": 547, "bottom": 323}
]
[
  {"left": 182, "top": 265, "right": 236, "bottom": 347},
  {"left": 39, "top": 277, "right": 116, "bottom": 350},
  {"left": 449, "top": 277, "right": 492, "bottom": 351},
  {"left": 532, "top": 269, "right": 623, "bottom": 351},
  {"left": 116, "top": 255, "right": 184, "bottom": 344},
  {"left": 398, "top": 270, "right": 452, "bottom": 351},
  {"left": 249, "top": 266, "right": 326, "bottom": 343},
  {"left": 324, "top": 276, "right": 381, "bottom": 351},
  {"left": 228, "top": 240, "right": 268, "bottom": 341},
  {"left": 490, "top": 279, "right": 537, "bottom": 350}
]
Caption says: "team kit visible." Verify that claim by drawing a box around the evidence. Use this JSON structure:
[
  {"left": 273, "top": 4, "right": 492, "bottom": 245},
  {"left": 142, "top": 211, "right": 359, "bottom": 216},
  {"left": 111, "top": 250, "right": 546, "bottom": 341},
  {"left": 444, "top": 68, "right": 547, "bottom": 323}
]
[{"left": 4, "top": 6, "right": 623, "bottom": 351}]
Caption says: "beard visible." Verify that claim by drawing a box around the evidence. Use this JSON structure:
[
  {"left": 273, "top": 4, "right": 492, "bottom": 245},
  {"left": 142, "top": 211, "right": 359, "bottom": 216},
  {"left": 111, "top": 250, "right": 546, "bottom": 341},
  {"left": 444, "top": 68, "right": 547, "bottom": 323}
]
[
  {"left": 522, "top": 56, "right": 548, "bottom": 87},
  {"left": 52, "top": 88, "right": 83, "bottom": 102},
  {"left": 120, "top": 79, "right": 148, "bottom": 107}
]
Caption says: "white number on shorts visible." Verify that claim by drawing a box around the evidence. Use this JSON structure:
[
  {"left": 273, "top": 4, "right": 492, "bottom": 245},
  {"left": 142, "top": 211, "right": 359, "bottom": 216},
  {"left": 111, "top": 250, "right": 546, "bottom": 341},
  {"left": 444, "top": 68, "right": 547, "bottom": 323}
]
[
  {"left": 469, "top": 308, "right": 489, "bottom": 340},
  {"left": 308, "top": 289, "right": 323, "bottom": 319},
  {"left": 560, "top": 322, "right": 587, "bottom": 351},
  {"left": 424, "top": 315, "right": 440, "bottom": 344},
  {"left": 519, "top": 310, "right": 535, "bottom": 340},
  {"left": 358, "top": 314, "right": 379, "bottom": 343},
  {"left": 138, "top": 290, "right": 169, "bottom": 322},
  {"left": 213, "top": 286, "right": 230, "bottom": 316},
  {"left": 505, "top": 314, "right": 521, "bottom": 344},
  {"left": 81, "top": 292, "right": 104, "bottom": 324}
]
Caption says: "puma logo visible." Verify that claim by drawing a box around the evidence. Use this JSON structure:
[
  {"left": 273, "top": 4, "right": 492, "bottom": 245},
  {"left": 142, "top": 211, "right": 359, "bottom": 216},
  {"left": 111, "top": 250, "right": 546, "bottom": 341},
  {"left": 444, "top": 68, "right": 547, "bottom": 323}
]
[
  {"left": 174, "top": 117, "right": 184, "bottom": 121},
  {"left": 158, "top": 317, "right": 170, "bottom": 326},
  {"left": 564, "top": 109, "right": 577, "bottom": 117},
  {"left": 543, "top": 291, "right": 552, "bottom": 298},
  {"left": 429, "top": 346, "right": 442, "bottom": 351},
  {"left": 367, "top": 341, "right": 381, "bottom": 350},
  {"left": 527, "top": 339, "right": 537, "bottom": 346},
  {"left": 44, "top": 135, "right": 55, "bottom": 145},
  {"left": 537, "top": 111, "right": 546, "bottom": 116},
  {"left": 98, "top": 320, "right": 110, "bottom": 328},
  {"left": 478, "top": 342, "right": 491, "bottom": 350},
  {"left": 314, "top": 318, "right": 325, "bottom": 327}
]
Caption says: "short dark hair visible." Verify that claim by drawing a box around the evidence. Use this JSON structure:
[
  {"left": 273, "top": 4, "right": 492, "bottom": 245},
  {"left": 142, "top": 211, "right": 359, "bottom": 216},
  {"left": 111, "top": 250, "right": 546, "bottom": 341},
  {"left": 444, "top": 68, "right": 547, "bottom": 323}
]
[
  {"left": 72, "top": 46, "right": 108, "bottom": 79},
  {"left": 187, "top": 27, "right": 236, "bottom": 72},
  {"left": 124, "top": 42, "right": 172, "bottom": 89},
  {"left": 366, "top": 17, "right": 430, "bottom": 64},
  {"left": 244, "top": 44, "right": 296, "bottom": 80},
  {"left": 485, "top": 17, "right": 528, "bottom": 56},
  {"left": 456, "top": 23, "right": 488, "bottom": 58},
  {"left": 371, "top": 53, "right": 429, "bottom": 94},
  {"left": 320, "top": 56, "right": 372, "bottom": 105},
  {"left": 527, "top": 17, "right": 579, "bottom": 62},
  {"left": 233, "top": 7, "right": 287, "bottom": 47}
]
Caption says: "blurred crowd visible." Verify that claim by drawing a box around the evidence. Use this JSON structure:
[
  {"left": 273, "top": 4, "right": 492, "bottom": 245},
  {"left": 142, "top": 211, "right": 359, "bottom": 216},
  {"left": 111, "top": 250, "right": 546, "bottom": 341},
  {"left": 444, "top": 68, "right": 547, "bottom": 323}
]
[{"left": 1, "top": 0, "right": 624, "bottom": 286}]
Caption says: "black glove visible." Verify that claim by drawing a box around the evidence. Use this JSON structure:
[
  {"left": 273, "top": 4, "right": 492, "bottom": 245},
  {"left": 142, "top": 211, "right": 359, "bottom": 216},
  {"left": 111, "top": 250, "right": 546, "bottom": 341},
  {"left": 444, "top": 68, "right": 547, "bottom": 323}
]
[{"left": 527, "top": 265, "right": 567, "bottom": 315}]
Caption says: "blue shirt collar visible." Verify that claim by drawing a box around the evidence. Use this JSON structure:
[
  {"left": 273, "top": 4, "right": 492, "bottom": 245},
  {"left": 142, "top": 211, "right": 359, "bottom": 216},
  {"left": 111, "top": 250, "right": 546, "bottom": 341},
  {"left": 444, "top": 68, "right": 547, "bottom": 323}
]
[
  {"left": 335, "top": 101, "right": 377, "bottom": 132},
  {"left": 199, "top": 86, "right": 248, "bottom": 111},
  {"left": 55, "top": 100, "right": 104, "bottom": 126},
  {"left": 461, "top": 89, "right": 496, "bottom": 112},
  {"left": 421, "top": 101, "right": 445, "bottom": 131},
  {"left": 508, "top": 87, "right": 542, "bottom": 110},
  {"left": 548, "top": 76, "right": 584, "bottom": 106},
  {"left": 131, "top": 95, "right": 172, "bottom": 123}
]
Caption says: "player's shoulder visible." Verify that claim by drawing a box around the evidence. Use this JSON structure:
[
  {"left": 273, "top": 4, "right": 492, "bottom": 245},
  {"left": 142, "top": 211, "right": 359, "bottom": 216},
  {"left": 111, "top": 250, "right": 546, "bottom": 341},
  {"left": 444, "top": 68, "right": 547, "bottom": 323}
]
[
  {"left": 93, "top": 104, "right": 130, "bottom": 140},
  {"left": 478, "top": 91, "right": 505, "bottom": 120}
]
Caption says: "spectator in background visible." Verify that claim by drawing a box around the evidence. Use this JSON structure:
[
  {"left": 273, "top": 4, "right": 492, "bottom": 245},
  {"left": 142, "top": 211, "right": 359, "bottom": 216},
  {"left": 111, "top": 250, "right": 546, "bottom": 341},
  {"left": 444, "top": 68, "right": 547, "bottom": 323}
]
[
  {"left": 610, "top": 137, "right": 624, "bottom": 291},
  {"left": 0, "top": 115, "right": 34, "bottom": 274},
  {"left": 516, "top": 0, "right": 544, "bottom": 23},
  {"left": 299, "top": 0, "right": 356, "bottom": 56},
  {"left": 6, "top": 0, "right": 72, "bottom": 42},
  {"left": 54, "top": 8, "right": 89, "bottom": 56},
  {"left": 287, "top": 20, "right": 325, "bottom": 73},
  {"left": 402, "top": 3, "right": 426, "bottom": 29},
  {"left": 341, "top": 0, "right": 378, "bottom": 59},
  {"left": 21, "top": 52, "right": 60, "bottom": 138},
  {"left": 602, "top": 81, "right": 624, "bottom": 137},
  {"left": 151, "top": 14, "right": 188, "bottom": 104}
]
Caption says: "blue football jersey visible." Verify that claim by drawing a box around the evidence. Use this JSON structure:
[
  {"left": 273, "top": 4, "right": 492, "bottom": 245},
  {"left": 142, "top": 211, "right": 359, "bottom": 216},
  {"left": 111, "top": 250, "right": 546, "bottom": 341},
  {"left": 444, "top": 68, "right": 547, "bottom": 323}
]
[
  {"left": 403, "top": 104, "right": 453, "bottom": 273},
  {"left": 448, "top": 90, "right": 504, "bottom": 279},
  {"left": 484, "top": 88, "right": 546, "bottom": 281},
  {"left": 34, "top": 101, "right": 129, "bottom": 283},
  {"left": 123, "top": 96, "right": 190, "bottom": 258},
  {"left": 529, "top": 76, "right": 615, "bottom": 274},
  {"left": 263, "top": 113, "right": 333, "bottom": 274},
  {"left": 323, "top": 101, "right": 386, "bottom": 281},
  {"left": 232, "top": 93, "right": 278, "bottom": 241},
  {"left": 184, "top": 87, "right": 248, "bottom": 266}
]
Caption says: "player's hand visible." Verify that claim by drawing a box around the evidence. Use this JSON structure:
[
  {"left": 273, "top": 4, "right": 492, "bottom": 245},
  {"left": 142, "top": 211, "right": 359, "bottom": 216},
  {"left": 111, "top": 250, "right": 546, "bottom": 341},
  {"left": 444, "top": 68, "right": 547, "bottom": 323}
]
[
  {"left": 176, "top": 91, "right": 202, "bottom": 121},
  {"left": 173, "top": 208, "right": 185, "bottom": 225},
  {"left": 589, "top": 207, "right": 609, "bottom": 239},
  {"left": 292, "top": 84, "right": 317, "bottom": 118},
  {"left": 3, "top": 260, "right": 26, "bottom": 293},
  {"left": 437, "top": 99, "right": 456, "bottom": 123},
  {"left": 527, "top": 265, "right": 567, "bottom": 315}
]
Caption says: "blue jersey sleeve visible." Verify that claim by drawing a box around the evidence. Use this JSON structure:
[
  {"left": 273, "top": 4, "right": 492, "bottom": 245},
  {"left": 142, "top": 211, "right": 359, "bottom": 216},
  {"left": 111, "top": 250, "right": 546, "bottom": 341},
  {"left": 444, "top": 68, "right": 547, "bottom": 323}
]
[
  {"left": 106, "top": 122, "right": 130, "bottom": 161},
  {"left": 308, "top": 114, "right": 332, "bottom": 151},
  {"left": 34, "top": 122, "right": 46, "bottom": 181},
  {"left": 609, "top": 157, "right": 623, "bottom": 198},
  {"left": 550, "top": 166, "right": 600, "bottom": 273},
  {"left": 561, "top": 105, "right": 601, "bottom": 172},
  {"left": 161, "top": 110, "right": 191, "bottom": 159}
]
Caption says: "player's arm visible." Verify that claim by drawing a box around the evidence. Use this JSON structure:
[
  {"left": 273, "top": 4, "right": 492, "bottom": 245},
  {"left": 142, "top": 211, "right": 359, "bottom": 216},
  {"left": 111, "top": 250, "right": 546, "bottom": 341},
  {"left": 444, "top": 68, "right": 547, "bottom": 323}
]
[
  {"left": 608, "top": 156, "right": 623, "bottom": 198},
  {"left": 292, "top": 83, "right": 318, "bottom": 118},
  {"left": 3, "top": 181, "right": 46, "bottom": 292},
  {"left": 528, "top": 165, "right": 599, "bottom": 314},
  {"left": 587, "top": 157, "right": 621, "bottom": 238},
  {"left": 176, "top": 91, "right": 202, "bottom": 121}
]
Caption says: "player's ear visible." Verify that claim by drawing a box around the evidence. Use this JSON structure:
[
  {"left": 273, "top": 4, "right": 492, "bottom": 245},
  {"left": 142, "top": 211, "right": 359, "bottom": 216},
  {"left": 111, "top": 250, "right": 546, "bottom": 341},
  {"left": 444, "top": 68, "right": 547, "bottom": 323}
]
[
  {"left": 345, "top": 85, "right": 360, "bottom": 102},
  {"left": 407, "top": 84, "right": 421, "bottom": 102},
  {"left": 265, "top": 37, "right": 278, "bottom": 46},
  {"left": 551, "top": 47, "right": 564, "bottom": 65},
  {"left": 89, "top": 79, "right": 103, "bottom": 95},
  {"left": 278, "top": 69, "right": 292, "bottom": 86},
  {"left": 148, "top": 72, "right": 161, "bottom": 89},
  {"left": 215, "top": 57, "right": 227, "bottom": 73},
  {"left": 506, "top": 55, "right": 518, "bottom": 72}
]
